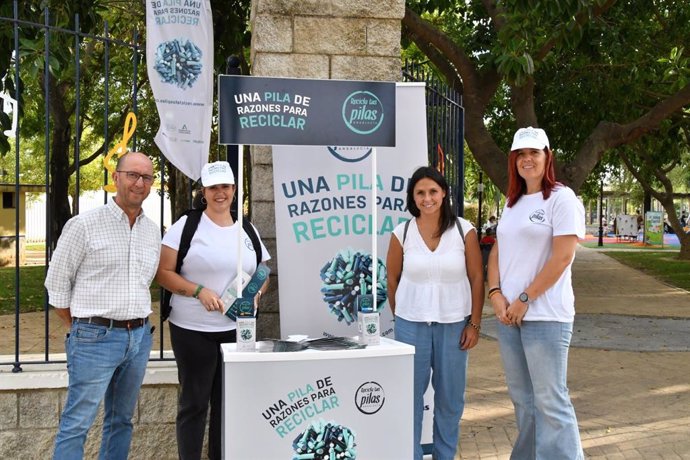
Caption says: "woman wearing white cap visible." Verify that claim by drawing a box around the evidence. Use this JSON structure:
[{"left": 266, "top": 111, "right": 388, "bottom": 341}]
[
  {"left": 156, "top": 161, "right": 270, "bottom": 460},
  {"left": 487, "top": 127, "right": 585, "bottom": 459}
]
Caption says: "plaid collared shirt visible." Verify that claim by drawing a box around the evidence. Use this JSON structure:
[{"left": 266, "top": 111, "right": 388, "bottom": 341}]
[{"left": 45, "top": 198, "right": 161, "bottom": 320}]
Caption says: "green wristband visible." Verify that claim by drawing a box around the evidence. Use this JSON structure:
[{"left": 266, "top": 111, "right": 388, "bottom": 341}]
[{"left": 193, "top": 284, "right": 204, "bottom": 299}]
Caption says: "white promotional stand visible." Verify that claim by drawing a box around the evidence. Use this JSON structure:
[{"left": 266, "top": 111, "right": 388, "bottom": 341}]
[{"left": 221, "top": 337, "right": 413, "bottom": 459}]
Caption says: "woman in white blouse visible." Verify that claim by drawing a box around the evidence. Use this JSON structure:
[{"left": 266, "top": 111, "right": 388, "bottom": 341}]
[{"left": 386, "top": 166, "right": 484, "bottom": 460}]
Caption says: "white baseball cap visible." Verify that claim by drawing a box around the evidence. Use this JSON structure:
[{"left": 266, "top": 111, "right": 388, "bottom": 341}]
[
  {"left": 201, "top": 161, "right": 235, "bottom": 186},
  {"left": 511, "top": 127, "right": 550, "bottom": 151}
]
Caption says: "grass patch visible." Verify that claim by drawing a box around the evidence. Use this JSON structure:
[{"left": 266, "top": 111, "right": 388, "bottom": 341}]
[
  {"left": 0, "top": 265, "right": 161, "bottom": 315},
  {"left": 603, "top": 251, "right": 690, "bottom": 292},
  {"left": 580, "top": 241, "right": 677, "bottom": 251},
  {"left": 0, "top": 266, "right": 48, "bottom": 314}
]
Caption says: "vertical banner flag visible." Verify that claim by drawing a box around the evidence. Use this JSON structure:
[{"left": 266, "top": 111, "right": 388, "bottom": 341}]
[
  {"left": 272, "top": 83, "right": 428, "bottom": 339},
  {"left": 146, "top": 0, "right": 213, "bottom": 180}
]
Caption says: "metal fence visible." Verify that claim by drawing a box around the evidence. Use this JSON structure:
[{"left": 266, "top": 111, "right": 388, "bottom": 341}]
[
  {"left": 1, "top": 5, "right": 465, "bottom": 372},
  {"left": 0, "top": 2, "right": 167, "bottom": 372},
  {"left": 402, "top": 61, "right": 465, "bottom": 217}
]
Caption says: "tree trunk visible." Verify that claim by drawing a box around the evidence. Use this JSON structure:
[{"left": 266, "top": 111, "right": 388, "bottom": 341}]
[
  {"left": 642, "top": 190, "right": 690, "bottom": 260},
  {"left": 48, "top": 125, "right": 73, "bottom": 250},
  {"left": 169, "top": 164, "right": 194, "bottom": 220},
  {"left": 43, "top": 73, "right": 74, "bottom": 251},
  {"left": 662, "top": 202, "right": 690, "bottom": 261},
  {"left": 678, "top": 232, "right": 690, "bottom": 260},
  {"left": 643, "top": 191, "right": 652, "bottom": 215}
]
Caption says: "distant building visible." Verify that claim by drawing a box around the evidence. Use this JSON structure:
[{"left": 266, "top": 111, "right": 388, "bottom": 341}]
[{"left": 0, "top": 183, "right": 44, "bottom": 266}]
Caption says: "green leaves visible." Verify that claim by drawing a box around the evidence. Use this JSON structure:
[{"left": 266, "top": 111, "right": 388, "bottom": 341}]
[
  {"left": 494, "top": 50, "right": 535, "bottom": 85},
  {"left": 18, "top": 37, "right": 41, "bottom": 52},
  {"left": 658, "top": 46, "right": 689, "bottom": 91}
]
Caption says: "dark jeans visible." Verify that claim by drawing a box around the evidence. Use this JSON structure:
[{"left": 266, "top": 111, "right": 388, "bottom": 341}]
[{"left": 169, "top": 322, "right": 236, "bottom": 460}]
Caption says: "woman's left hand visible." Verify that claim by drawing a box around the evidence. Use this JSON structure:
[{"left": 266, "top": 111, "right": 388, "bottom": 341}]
[
  {"left": 460, "top": 325, "right": 480, "bottom": 350},
  {"left": 506, "top": 300, "right": 528, "bottom": 326}
]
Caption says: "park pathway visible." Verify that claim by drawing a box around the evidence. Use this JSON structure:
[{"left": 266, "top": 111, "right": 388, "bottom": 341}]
[
  {"left": 4, "top": 246, "right": 690, "bottom": 458},
  {"left": 456, "top": 246, "right": 690, "bottom": 459}
]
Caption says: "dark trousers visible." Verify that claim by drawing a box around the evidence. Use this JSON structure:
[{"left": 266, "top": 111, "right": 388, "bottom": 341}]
[{"left": 169, "top": 322, "right": 236, "bottom": 460}]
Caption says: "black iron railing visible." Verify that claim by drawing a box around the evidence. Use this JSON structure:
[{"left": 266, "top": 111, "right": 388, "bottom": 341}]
[
  {"left": 402, "top": 61, "right": 465, "bottom": 217},
  {"left": 1, "top": 6, "right": 465, "bottom": 371},
  {"left": 0, "top": 1, "right": 176, "bottom": 372}
]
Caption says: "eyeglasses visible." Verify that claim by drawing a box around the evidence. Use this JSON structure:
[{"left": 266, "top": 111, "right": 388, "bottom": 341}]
[{"left": 117, "top": 170, "right": 154, "bottom": 185}]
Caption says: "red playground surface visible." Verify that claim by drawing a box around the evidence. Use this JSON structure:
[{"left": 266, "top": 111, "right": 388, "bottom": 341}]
[{"left": 582, "top": 232, "right": 683, "bottom": 248}]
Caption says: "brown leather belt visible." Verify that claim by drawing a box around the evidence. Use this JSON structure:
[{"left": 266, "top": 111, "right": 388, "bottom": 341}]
[{"left": 74, "top": 316, "right": 147, "bottom": 329}]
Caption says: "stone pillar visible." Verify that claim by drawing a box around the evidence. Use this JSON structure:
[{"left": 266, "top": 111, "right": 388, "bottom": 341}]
[{"left": 249, "top": 0, "right": 405, "bottom": 338}]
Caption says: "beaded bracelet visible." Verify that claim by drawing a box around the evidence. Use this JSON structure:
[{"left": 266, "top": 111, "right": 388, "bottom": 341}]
[
  {"left": 468, "top": 320, "right": 481, "bottom": 332},
  {"left": 192, "top": 284, "right": 204, "bottom": 299}
]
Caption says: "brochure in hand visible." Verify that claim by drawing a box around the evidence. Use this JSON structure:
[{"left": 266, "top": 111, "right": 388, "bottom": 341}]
[{"left": 221, "top": 271, "right": 251, "bottom": 317}]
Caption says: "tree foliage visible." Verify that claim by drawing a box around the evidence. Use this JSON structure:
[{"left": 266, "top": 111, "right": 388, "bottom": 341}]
[
  {"left": 1, "top": 0, "right": 141, "bottom": 245},
  {"left": 3, "top": 0, "right": 689, "bottom": 255},
  {"left": 0, "top": 0, "right": 252, "bottom": 244},
  {"left": 403, "top": 0, "right": 690, "bottom": 258},
  {"left": 618, "top": 123, "right": 690, "bottom": 259},
  {"left": 403, "top": 0, "right": 690, "bottom": 194}
]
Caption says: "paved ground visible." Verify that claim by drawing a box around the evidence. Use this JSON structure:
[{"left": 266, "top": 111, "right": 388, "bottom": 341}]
[
  {"left": 5, "top": 246, "right": 690, "bottom": 458},
  {"left": 456, "top": 246, "right": 690, "bottom": 459}
]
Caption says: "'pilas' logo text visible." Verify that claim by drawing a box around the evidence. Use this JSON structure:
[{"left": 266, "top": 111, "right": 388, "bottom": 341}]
[{"left": 342, "top": 91, "right": 385, "bottom": 135}]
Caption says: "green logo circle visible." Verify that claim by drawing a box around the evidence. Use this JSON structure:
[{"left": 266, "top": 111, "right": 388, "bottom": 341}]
[{"left": 342, "top": 91, "right": 385, "bottom": 135}]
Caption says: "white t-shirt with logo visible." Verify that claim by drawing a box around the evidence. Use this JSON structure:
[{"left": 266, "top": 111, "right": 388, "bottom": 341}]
[
  {"left": 392, "top": 217, "right": 475, "bottom": 323},
  {"left": 162, "top": 212, "right": 270, "bottom": 332},
  {"left": 496, "top": 186, "right": 585, "bottom": 322}
]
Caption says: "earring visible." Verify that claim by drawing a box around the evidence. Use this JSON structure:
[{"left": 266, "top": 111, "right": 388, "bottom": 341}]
[{"left": 201, "top": 196, "right": 207, "bottom": 205}]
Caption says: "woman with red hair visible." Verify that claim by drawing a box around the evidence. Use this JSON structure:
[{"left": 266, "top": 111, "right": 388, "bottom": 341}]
[{"left": 487, "top": 127, "right": 585, "bottom": 459}]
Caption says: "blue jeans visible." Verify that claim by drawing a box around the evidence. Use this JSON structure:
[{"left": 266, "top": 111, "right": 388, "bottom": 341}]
[
  {"left": 53, "top": 320, "right": 153, "bottom": 460},
  {"left": 497, "top": 321, "right": 584, "bottom": 460},
  {"left": 395, "top": 316, "right": 469, "bottom": 460}
]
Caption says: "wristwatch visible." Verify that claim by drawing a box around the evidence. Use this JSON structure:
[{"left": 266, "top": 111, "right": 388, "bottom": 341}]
[{"left": 518, "top": 292, "right": 529, "bottom": 304}]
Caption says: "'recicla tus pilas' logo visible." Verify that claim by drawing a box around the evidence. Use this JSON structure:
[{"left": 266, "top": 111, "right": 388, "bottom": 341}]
[
  {"left": 354, "top": 381, "right": 385, "bottom": 415},
  {"left": 529, "top": 209, "right": 546, "bottom": 223},
  {"left": 342, "top": 91, "right": 385, "bottom": 135}
]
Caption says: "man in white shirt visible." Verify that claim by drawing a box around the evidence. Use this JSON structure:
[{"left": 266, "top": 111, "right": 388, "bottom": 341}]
[{"left": 45, "top": 152, "right": 161, "bottom": 460}]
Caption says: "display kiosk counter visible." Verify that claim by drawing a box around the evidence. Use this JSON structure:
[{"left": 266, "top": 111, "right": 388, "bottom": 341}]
[{"left": 221, "top": 337, "right": 413, "bottom": 459}]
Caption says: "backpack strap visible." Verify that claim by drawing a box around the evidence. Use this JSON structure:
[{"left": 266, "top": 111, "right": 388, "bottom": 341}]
[
  {"left": 239, "top": 218, "right": 263, "bottom": 320},
  {"left": 242, "top": 219, "right": 262, "bottom": 266},
  {"left": 455, "top": 218, "right": 466, "bottom": 245},
  {"left": 402, "top": 219, "right": 412, "bottom": 245},
  {"left": 162, "top": 209, "right": 203, "bottom": 321},
  {"left": 176, "top": 209, "right": 204, "bottom": 273}
]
